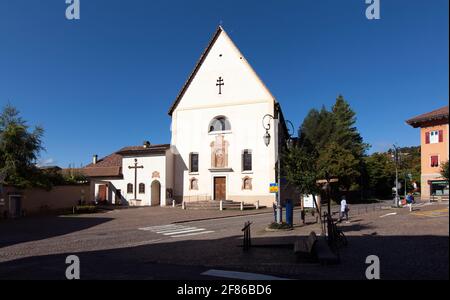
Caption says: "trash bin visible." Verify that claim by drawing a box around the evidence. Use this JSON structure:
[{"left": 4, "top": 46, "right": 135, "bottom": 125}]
[{"left": 285, "top": 199, "right": 293, "bottom": 226}]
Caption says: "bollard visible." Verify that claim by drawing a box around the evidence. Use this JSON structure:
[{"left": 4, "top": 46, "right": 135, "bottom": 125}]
[
  {"left": 220, "top": 200, "right": 223, "bottom": 211},
  {"left": 182, "top": 201, "right": 186, "bottom": 210},
  {"left": 240, "top": 202, "right": 244, "bottom": 211},
  {"left": 255, "top": 200, "right": 259, "bottom": 210},
  {"left": 172, "top": 200, "right": 176, "bottom": 208}
]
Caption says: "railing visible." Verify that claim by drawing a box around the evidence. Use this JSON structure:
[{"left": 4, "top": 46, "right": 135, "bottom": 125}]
[
  {"left": 242, "top": 221, "right": 252, "bottom": 252},
  {"left": 323, "top": 212, "right": 347, "bottom": 251},
  {"left": 430, "top": 195, "right": 449, "bottom": 202}
]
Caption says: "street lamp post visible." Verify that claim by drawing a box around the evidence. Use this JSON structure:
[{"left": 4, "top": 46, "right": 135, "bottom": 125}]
[
  {"left": 392, "top": 144, "right": 401, "bottom": 207},
  {"left": 262, "top": 114, "right": 294, "bottom": 224}
]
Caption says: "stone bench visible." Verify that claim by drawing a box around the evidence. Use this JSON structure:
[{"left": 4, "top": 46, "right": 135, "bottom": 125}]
[{"left": 294, "top": 231, "right": 318, "bottom": 259}]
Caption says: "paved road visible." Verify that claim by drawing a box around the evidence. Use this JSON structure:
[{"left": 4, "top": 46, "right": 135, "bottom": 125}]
[{"left": 0, "top": 202, "right": 448, "bottom": 280}]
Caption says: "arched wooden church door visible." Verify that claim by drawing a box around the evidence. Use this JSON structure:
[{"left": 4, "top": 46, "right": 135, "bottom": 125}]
[{"left": 151, "top": 180, "right": 161, "bottom": 206}]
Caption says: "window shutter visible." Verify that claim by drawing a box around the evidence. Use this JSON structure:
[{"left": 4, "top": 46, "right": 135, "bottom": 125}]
[
  {"left": 425, "top": 132, "right": 430, "bottom": 144},
  {"left": 431, "top": 155, "right": 439, "bottom": 167},
  {"left": 439, "top": 130, "right": 444, "bottom": 143}
]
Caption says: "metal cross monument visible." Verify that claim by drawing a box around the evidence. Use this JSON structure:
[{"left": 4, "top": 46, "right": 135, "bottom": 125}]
[{"left": 128, "top": 159, "right": 144, "bottom": 199}]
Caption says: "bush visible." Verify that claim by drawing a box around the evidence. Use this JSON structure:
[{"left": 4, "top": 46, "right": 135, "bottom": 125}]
[
  {"left": 74, "top": 205, "right": 97, "bottom": 214},
  {"left": 268, "top": 222, "right": 292, "bottom": 230}
]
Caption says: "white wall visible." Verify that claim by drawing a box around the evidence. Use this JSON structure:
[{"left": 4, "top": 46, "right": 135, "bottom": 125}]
[
  {"left": 170, "top": 29, "right": 278, "bottom": 206},
  {"left": 94, "top": 153, "right": 171, "bottom": 207}
]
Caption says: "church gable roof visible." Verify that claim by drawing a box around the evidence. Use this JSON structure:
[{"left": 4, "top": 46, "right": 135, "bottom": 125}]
[
  {"left": 168, "top": 26, "right": 276, "bottom": 116},
  {"left": 168, "top": 26, "right": 223, "bottom": 116}
]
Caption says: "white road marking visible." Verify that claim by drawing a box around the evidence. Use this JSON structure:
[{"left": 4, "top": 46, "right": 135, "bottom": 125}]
[
  {"left": 162, "top": 228, "right": 206, "bottom": 235},
  {"left": 171, "top": 231, "right": 215, "bottom": 238},
  {"left": 138, "top": 224, "right": 214, "bottom": 237},
  {"left": 380, "top": 212, "right": 397, "bottom": 218},
  {"left": 201, "top": 269, "right": 290, "bottom": 280}
]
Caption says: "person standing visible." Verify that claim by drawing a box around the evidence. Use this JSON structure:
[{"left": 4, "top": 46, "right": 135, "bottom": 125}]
[{"left": 340, "top": 196, "right": 349, "bottom": 222}]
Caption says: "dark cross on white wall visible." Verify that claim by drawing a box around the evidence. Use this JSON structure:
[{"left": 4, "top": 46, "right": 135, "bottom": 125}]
[
  {"left": 128, "top": 159, "right": 144, "bottom": 200},
  {"left": 216, "top": 77, "right": 224, "bottom": 95}
]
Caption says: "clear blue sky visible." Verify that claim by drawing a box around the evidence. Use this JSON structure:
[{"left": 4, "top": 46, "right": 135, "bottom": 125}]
[{"left": 0, "top": 0, "right": 448, "bottom": 167}]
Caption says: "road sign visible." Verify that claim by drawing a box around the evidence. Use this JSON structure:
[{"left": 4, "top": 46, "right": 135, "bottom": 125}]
[{"left": 269, "top": 183, "right": 279, "bottom": 193}]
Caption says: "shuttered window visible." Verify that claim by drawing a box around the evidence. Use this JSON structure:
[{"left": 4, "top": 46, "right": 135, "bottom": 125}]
[{"left": 431, "top": 155, "right": 439, "bottom": 168}]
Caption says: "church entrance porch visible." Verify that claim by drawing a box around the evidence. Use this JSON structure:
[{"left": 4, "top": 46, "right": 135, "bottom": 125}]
[
  {"left": 151, "top": 180, "right": 161, "bottom": 206},
  {"left": 214, "top": 177, "right": 226, "bottom": 201}
]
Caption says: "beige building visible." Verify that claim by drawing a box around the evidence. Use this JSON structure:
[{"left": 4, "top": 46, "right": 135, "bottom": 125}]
[{"left": 407, "top": 105, "right": 449, "bottom": 199}]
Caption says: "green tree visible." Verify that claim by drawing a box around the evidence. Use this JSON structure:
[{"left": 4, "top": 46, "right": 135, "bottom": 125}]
[
  {"left": 0, "top": 104, "right": 45, "bottom": 188},
  {"left": 296, "top": 96, "right": 367, "bottom": 193},
  {"left": 441, "top": 161, "right": 449, "bottom": 183},
  {"left": 284, "top": 146, "right": 320, "bottom": 197},
  {"left": 317, "top": 142, "right": 361, "bottom": 191},
  {"left": 364, "top": 152, "right": 396, "bottom": 198},
  {"left": 283, "top": 145, "right": 323, "bottom": 226},
  {"left": 298, "top": 106, "right": 334, "bottom": 152},
  {"left": 331, "top": 95, "right": 368, "bottom": 157}
]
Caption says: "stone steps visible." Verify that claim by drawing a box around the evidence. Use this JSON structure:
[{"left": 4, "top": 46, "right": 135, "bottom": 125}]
[{"left": 183, "top": 200, "right": 261, "bottom": 210}]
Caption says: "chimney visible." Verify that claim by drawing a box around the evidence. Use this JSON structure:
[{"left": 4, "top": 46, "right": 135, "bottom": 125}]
[
  {"left": 92, "top": 155, "right": 98, "bottom": 165},
  {"left": 143, "top": 141, "right": 151, "bottom": 149}
]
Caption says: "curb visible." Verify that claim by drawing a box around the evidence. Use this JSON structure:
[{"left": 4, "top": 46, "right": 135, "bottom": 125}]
[{"left": 173, "top": 209, "right": 274, "bottom": 224}]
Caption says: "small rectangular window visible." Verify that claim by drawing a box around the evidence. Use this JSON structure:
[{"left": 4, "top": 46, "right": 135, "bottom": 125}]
[
  {"left": 242, "top": 150, "right": 252, "bottom": 172},
  {"left": 431, "top": 155, "right": 439, "bottom": 168},
  {"left": 190, "top": 153, "right": 199, "bottom": 173},
  {"left": 430, "top": 131, "right": 439, "bottom": 144}
]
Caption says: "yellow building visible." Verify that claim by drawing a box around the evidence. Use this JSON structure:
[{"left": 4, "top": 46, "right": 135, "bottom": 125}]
[{"left": 406, "top": 105, "right": 449, "bottom": 199}]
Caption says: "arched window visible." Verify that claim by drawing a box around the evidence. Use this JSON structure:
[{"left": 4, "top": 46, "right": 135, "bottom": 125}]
[
  {"left": 127, "top": 183, "right": 133, "bottom": 194},
  {"left": 209, "top": 116, "right": 231, "bottom": 133},
  {"left": 139, "top": 183, "right": 145, "bottom": 194}
]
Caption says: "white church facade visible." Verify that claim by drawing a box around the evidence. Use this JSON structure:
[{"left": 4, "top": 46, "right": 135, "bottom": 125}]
[{"left": 84, "top": 26, "right": 293, "bottom": 208}]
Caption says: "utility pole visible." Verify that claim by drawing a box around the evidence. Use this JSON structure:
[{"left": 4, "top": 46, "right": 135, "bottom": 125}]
[{"left": 393, "top": 144, "right": 400, "bottom": 207}]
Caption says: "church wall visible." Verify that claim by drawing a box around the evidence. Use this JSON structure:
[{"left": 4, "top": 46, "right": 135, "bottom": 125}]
[
  {"left": 122, "top": 155, "right": 167, "bottom": 206},
  {"left": 175, "top": 29, "right": 275, "bottom": 113},
  {"left": 172, "top": 101, "right": 277, "bottom": 207},
  {"left": 165, "top": 148, "right": 175, "bottom": 202},
  {"left": 169, "top": 27, "right": 282, "bottom": 208}
]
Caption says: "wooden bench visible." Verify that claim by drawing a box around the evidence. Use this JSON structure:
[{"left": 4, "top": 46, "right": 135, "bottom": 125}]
[{"left": 294, "top": 231, "right": 318, "bottom": 259}]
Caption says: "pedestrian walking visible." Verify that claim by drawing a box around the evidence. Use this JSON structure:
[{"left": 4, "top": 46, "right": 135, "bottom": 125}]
[{"left": 340, "top": 196, "right": 349, "bottom": 223}]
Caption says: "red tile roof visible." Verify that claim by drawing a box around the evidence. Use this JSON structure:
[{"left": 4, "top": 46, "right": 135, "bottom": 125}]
[
  {"left": 406, "top": 105, "right": 449, "bottom": 128},
  {"left": 84, "top": 144, "right": 170, "bottom": 178}
]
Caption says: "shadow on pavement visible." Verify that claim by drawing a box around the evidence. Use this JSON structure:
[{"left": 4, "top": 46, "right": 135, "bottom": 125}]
[
  {"left": 0, "top": 234, "right": 448, "bottom": 280},
  {"left": 0, "top": 216, "right": 113, "bottom": 248}
]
